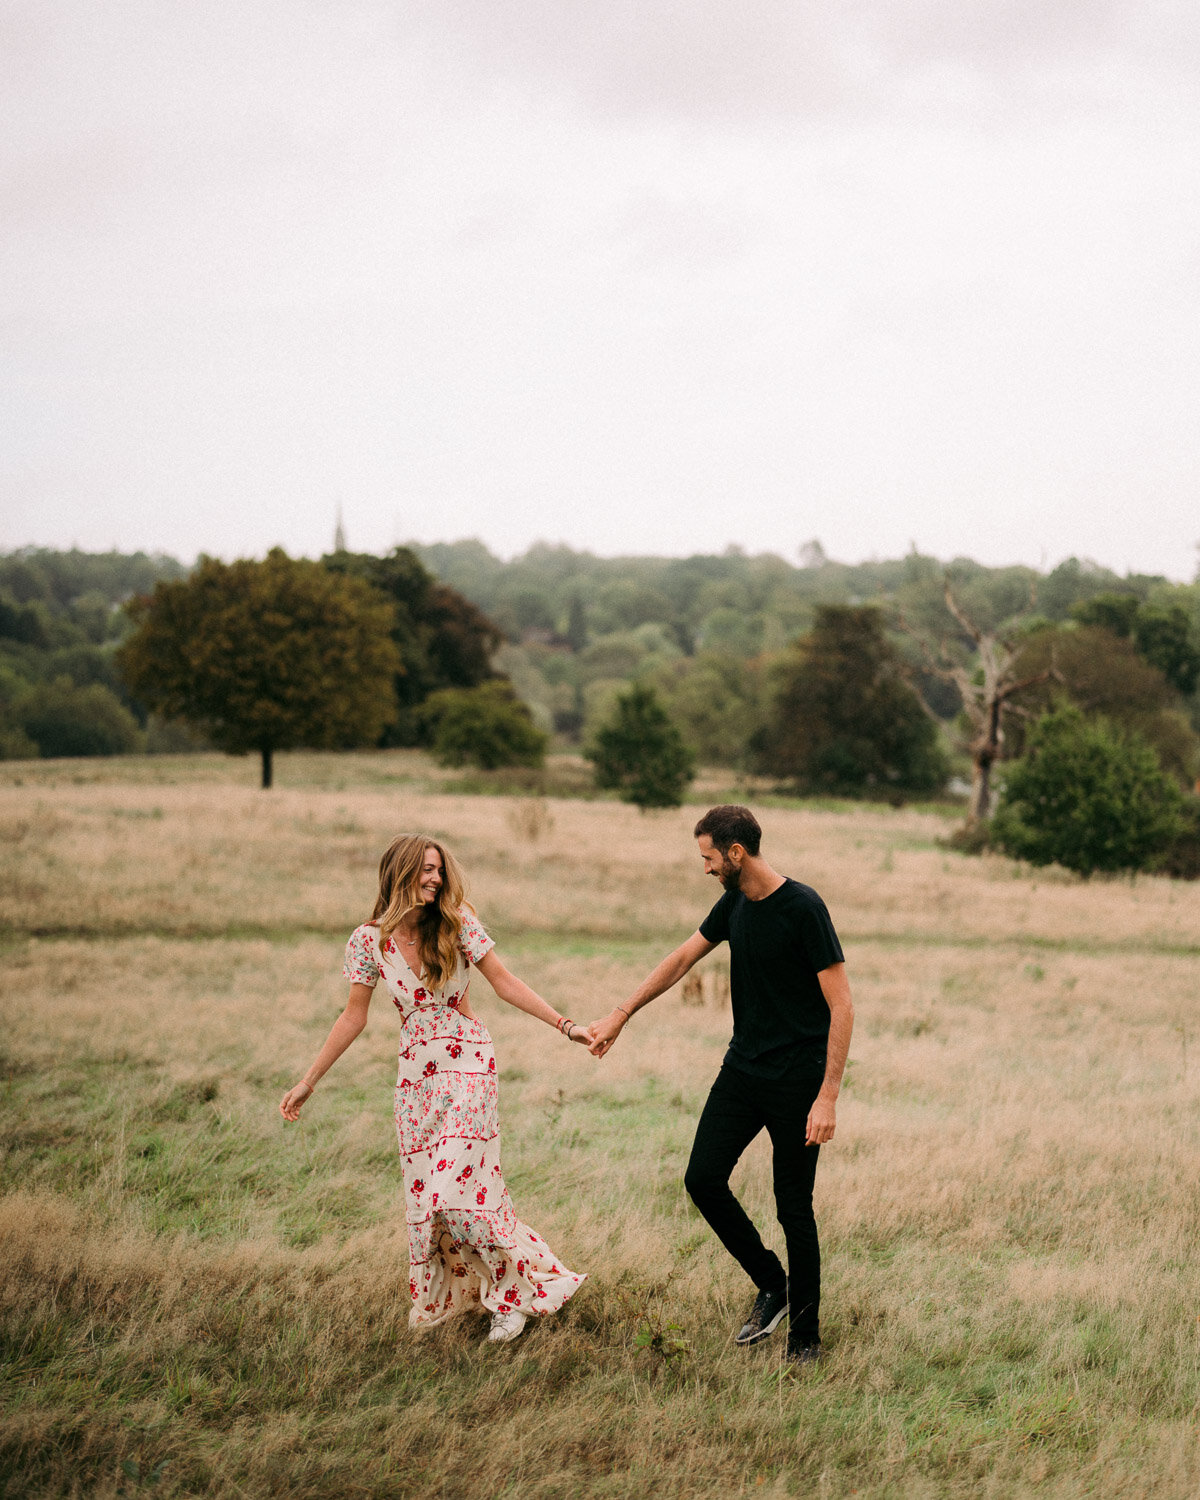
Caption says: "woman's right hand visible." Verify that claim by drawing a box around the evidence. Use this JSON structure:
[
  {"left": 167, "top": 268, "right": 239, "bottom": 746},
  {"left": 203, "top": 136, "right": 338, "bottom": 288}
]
[{"left": 279, "top": 1081, "right": 314, "bottom": 1121}]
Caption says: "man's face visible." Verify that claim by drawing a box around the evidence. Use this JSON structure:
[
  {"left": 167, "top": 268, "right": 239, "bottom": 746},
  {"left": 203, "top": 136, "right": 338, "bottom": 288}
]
[{"left": 698, "top": 834, "right": 741, "bottom": 890}]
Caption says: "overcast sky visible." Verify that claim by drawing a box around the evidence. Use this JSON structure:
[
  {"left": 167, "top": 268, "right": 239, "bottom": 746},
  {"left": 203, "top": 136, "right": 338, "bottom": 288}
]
[{"left": 3, "top": 0, "right": 1198, "bottom": 578}]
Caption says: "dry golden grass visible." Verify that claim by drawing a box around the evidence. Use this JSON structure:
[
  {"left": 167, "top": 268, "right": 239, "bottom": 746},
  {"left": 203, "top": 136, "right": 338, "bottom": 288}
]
[{"left": 2, "top": 749, "right": 1200, "bottom": 1498}]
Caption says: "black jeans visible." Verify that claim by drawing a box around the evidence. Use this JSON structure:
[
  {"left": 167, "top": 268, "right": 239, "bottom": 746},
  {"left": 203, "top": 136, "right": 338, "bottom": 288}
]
[{"left": 684, "top": 1062, "right": 823, "bottom": 1344}]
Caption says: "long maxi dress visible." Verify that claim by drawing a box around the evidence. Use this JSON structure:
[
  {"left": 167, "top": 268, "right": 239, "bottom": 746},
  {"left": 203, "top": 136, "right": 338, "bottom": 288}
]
[{"left": 343, "top": 913, "right": 586, "bottom": 1327}]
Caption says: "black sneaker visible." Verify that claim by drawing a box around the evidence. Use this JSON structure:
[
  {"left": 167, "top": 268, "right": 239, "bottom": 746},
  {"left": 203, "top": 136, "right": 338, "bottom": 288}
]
[
  {"left": 735, "top": 1284, "right": 789, "bottom": 1345},
  {"left": 785, "top": 1337, "right": 823, "bottom": 1367}
]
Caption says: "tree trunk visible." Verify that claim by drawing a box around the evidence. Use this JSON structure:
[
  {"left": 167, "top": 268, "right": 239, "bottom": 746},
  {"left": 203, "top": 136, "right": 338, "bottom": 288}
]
[
  {"left": 968, "top": 757, "right": 992, "bottom": 824},
  {"left": 261, "top": 747, "right": 273, "bottom": 789}
]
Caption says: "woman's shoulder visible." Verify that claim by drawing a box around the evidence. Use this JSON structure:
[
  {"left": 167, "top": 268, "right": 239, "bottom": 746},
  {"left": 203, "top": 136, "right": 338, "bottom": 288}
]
[
  {"left": 343, "top": 921, "right": 382, "bottom": 986},
  {"left": 456, "top": 906, "right": 495, "bottom": 963}
]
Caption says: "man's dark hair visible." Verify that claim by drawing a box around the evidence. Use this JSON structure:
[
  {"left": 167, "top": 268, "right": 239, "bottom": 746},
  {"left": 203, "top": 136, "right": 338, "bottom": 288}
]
[{"left": 693, "top": 804, "right": 762, "bottom": 856}]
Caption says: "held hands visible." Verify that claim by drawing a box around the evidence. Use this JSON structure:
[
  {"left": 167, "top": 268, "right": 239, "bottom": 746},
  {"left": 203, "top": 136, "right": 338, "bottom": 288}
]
[
  {"left": 586, "top": 1009, "right": 628, "bottom": 1059},
  {"left": 279, "top": 1081, "right": 314, "bottom": 1121},
  {"left": 805, "top": 1090, "right": 837, "bottom": 1146}
]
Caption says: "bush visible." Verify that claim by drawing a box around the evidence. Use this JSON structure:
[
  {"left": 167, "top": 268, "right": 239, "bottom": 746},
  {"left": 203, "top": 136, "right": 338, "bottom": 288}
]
[
  {"left": 585, "top": 683, "right": 695, "bottom": 810},
  {"left": 1160, "top": 797, "right": 1200, "bottom": 880},
  {"left": 938, "top": 821, "right": 992, "bottom": 856},
  {"left": 422, "top": 681, "right": 547, "bottom": 770},
  {"left": 16, "top": 678, "right": 144, "bottom": 758},
  {"left": 0, "top": 723, "right": 38, "bottom": 759},
  {"left": 992, "top": 705, "right": 1183, "bottom": 877}
]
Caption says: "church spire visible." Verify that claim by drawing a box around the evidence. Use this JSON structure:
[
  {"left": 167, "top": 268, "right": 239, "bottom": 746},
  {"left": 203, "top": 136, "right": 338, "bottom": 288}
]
[{"left": 333, "top": 504, "right": 347, "bottom": 553}]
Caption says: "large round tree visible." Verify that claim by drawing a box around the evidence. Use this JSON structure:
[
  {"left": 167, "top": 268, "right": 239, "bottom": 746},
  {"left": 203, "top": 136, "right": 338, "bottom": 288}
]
[{"left": 117, "top": 550, "right": 400, "bottom": 787}]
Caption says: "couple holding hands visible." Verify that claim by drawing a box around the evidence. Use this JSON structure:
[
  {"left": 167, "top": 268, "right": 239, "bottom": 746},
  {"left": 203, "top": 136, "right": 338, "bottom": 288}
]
[{"left": 279, "top": 805, "right": 853, "bottom": 1362}]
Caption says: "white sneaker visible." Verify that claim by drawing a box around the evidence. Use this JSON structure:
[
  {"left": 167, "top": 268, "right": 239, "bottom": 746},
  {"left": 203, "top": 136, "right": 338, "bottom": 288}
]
[{"left": 487, "top": 1309, "right": 528, "bottom": 1344}]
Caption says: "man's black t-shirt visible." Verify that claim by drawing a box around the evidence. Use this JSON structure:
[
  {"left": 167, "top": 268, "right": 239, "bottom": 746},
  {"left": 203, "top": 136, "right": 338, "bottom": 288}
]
[{"left": 699, "top": 877, "right": 844, "bottom": 1080}]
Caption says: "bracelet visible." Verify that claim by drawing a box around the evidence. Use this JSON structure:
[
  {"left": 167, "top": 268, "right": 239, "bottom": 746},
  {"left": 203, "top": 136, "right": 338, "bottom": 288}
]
[
  {"left": 557, "top": 1016, "right": 574, "bottom": 1037},
  {"left": 615, "top": 1006, "right": 632, "bottom": 1021}
]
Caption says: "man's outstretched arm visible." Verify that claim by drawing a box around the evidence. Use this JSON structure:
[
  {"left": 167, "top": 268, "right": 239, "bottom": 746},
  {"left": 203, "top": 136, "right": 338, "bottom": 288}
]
[
  {"left": 806, "top": 962, "right": 854, "bottom": 1145},
  {"left": 587, "top": 931, "right": 716, "bottom": 1058}
]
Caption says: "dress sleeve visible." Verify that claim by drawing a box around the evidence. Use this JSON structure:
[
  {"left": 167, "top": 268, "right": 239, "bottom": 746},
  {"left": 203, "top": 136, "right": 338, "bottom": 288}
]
[
  {"left": 343, "top": 924, "right": 381, "bottom": 987},
  {"left": 457, "top": 909, "right": 495, "bottom": 965}
]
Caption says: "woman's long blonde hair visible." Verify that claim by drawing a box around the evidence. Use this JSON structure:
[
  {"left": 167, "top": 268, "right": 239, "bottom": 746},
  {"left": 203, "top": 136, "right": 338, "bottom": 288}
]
[{"left": 371, "top": 834, "right": 470, "bottom": 991}]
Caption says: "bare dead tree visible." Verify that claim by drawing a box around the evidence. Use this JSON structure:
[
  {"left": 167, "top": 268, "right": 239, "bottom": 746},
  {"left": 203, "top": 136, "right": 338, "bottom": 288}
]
[{"left": 901, "top": 578, "right": 1059, "bottom": 825}]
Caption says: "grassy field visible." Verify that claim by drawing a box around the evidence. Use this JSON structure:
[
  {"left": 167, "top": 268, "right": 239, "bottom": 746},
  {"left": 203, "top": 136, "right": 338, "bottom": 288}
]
[{"left": 2, "top": 750, "right": 1199, "bottom": 1498}]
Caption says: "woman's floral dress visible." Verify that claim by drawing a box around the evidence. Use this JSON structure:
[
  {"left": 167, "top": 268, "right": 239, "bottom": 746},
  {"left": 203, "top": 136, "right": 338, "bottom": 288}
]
[{"left": 343, "top": 914, "right": 586, "bottom": 1328}]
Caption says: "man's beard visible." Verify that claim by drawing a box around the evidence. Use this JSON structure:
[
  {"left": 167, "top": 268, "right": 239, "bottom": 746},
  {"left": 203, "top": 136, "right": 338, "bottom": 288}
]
[{"left": 719, "top": 859, "right": 741, "bottom": 891}]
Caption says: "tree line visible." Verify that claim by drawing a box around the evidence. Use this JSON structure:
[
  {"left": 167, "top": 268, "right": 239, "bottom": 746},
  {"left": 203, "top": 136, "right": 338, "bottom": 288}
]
[{"left": 2, "top": 539, "right": 1198, "bottom": 874}]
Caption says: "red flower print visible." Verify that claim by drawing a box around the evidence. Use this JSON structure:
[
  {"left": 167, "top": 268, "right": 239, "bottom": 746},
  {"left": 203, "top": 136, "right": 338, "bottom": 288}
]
[
  {"left": 504, "top": 1288, "right": 521, "bottom": 1305},
  {"left": 447, "top": 1043, "right": 462, "bottom": 1059},
  {"left": 495, "top": 1261, "right": 507, "bottom": 1280},
  {"left": 535, "top": 1283, "right": 547, "bottom": 1298},
  {"left": 423, "top": 1060, "right": 437, "bottom": 1076},
  {"left": 392, "top": 996, "right": 404, "bottom": 1012},
  {"left": 385, "top": 938, "right": 396, "bottom": 952},
  {"left": 476, "top": 1189, "right": 487, "bottom": 1204},
  {"left": 411, "top": 1178, "right": 425, "bottom": 1194},
  {"left": 436, "top": 1159, "right": 448, "bottom": 1172},
  {"left": 409, "top": 1279, "right": 417, "bottom": 1297},
  {"left": 456, "top": 1165, "right": 473, "bottom": 1182},
  {"left": 448, "top": 994, "right": 460, "bottom": 1008},
  {"left": 516, "top": 1259, "right": 526, "bottom": 1278},
  {"left": 488, "top": 1057, "right": 496, "bottom": 1073},
  {"left": 414, "top": 987, "right": 428, "bottom": 1002},
  {"left": 453, "top": 1263, "right": 467, "bottom": 1278}
]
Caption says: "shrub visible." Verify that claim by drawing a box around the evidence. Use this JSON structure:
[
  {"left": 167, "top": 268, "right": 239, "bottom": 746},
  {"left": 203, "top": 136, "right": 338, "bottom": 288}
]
[
  {"left": 939, "top": 821, "right": 992, "bottom": 856},
  {"left": 422, "top": 681, "right": 547, "bottom": 770},
  {"left": 992, "top": 705, "right": 1183, "bottom": 877},
  {"left": 0, "top": 723, "right": 38, "bottom": 759},
  {"left": 1160, "top": 797, "right": 1200, "bottom": 880},
  {"left": 17, "top": 678, "right": 144, "bottom": 758},
  {"left": 585, "top": 683, "right": 695, "bottom": 810}
]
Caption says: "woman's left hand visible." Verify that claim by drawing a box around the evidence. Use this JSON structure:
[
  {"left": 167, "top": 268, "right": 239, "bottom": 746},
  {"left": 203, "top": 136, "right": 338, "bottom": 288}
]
[{"left": 279, "top": 1080, "right": 314, "bottom": 1121}]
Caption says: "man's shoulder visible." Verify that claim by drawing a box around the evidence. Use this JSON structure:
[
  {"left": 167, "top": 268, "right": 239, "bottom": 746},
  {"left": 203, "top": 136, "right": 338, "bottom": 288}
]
[
  {"left": 777, "top": 877, "right": 829, "bottom": 910},
  {"left": 700, "top": 885, "right": 738, "bottom": 934}
]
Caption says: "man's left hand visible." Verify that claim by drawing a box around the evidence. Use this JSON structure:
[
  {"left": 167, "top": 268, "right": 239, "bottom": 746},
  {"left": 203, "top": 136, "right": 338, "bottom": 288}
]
[{"left": 806, "top": 1092, "right": 836, "bottom": 1146}]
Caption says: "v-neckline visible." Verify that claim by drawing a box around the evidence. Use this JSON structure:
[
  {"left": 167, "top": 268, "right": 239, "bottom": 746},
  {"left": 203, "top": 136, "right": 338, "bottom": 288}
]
[{"left": 386, "top": 930, "right": 425, "bottom": 987}]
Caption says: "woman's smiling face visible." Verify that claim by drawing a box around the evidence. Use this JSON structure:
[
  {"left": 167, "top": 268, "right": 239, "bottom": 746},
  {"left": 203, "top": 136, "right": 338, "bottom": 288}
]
[{"left": 418, "top": 846, "right": 444, "bottom": 904}]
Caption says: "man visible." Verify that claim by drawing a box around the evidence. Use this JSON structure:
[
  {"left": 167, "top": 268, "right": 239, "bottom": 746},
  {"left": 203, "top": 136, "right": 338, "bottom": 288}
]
[{"left": 587, "top": 804, "right": 853, "bottom": 1365}]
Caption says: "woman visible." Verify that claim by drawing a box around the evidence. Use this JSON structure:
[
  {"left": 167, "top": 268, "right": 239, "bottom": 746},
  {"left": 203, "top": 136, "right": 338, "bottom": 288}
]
[{"left": 280, "top": 834, "right": 589, "bottom": 1343}]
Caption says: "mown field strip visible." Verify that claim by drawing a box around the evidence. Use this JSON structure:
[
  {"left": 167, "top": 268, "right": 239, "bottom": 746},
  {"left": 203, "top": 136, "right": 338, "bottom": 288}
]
[{"left": 5, "top": 920, "right": 1199, "bottom": 962}]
